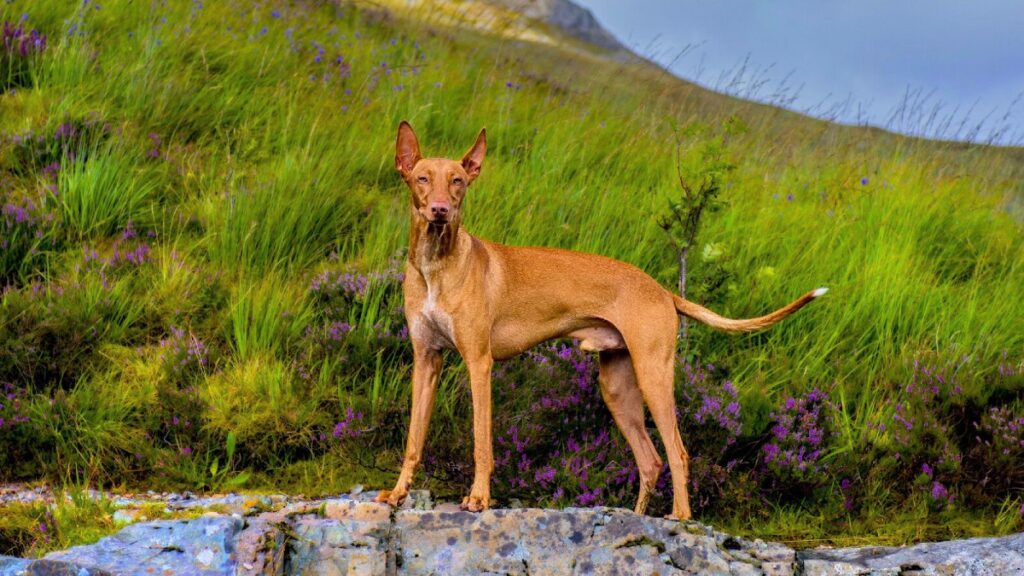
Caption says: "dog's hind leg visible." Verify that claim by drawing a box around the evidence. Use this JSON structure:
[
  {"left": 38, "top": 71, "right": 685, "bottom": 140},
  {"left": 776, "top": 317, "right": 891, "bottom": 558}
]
[
  {"left": 598, "top": 349, "right": 663, "bottom": 515},
  {"left": 621, "top": 308, "right": 694, "bottom": 521},
  {"left": 633, "top": 350, "right": 693, "bottom": 521}
]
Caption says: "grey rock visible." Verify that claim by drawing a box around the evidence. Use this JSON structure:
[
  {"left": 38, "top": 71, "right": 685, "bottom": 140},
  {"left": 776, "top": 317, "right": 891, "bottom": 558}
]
[
  {"left": 395, "top": 506, "right": 750, "bottom": 575},
  {"left": 728, "top": 561, "right": 762, "bottom": 576},
  {"left": 285, "top": 500, "right": 392, "bottom": 576},
  {"left": 45, "top": 515, "right": 243, "bottom": 576},
  {"left": 396, "top": 507, "right": 600, "bottom": 574},
  {"left": 165, "top": 494, "right": 285, "bottom": 516},
  {"left": 0, "top": 558, "right": 31, "bottom": 576},
  {"left": 235, "top": 517, "right": 285, "bottom": 576},
  {"left": 285, "top": 518, "right": 389, "bottom": 575},
  {"left": 402, "top": 490, "right": 432, "bottom": 511},
  {"left": 798, "top": 532, "right": 1024, "bottom": 576},
  {"left": 575, "top": 544, "right": 682, "bottom": 575},
  {"left": 482, "top": 0, "right": 626, "bottom": 52},
  {"left": 1, "top": 486, "right": 1020, "bottom": 576},
  {"left": 0, "top": 557, "right": 113, "bottom": 575},
  {"left": 761, "top": 562, "right": 796, "bottom": 576}
]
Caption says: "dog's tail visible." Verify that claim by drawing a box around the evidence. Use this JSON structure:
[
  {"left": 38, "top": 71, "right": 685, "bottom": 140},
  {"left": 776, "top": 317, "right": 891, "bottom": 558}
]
[{"left": 673, "top": 288, "right": 827, "bottom": 333}]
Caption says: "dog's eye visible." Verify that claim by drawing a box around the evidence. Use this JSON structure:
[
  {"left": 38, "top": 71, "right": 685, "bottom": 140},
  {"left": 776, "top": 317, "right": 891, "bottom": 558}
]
[
  {"left": 416, "top": 176, "right": 429, "bottom": 184},
  {"left": 452, "top": 177, "right": 464, "bottom": 185}
]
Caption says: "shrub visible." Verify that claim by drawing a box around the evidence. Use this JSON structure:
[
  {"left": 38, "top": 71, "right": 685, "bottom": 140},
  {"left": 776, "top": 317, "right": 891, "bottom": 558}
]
[
  {"left": 894, "top": 360, "right": 962, "bottom": 507},
  {"left": 299, "top": 257, "right": 409, "bottom": 428},
  {"left": 483, "top": 343, "right": 638, "bottom": 508},
  {"left": 147, "top": 326, "right": 214, "bottom": 471},
  {"left": 966, "top": 402, "right": 1024, "bottom": 501},
  {"left": 202, "top": 356, "right": 325, "bottom": 469},
  {"left": 673, "top": 362, "right": 744, "bottom": 511},
  {"left": 863, "top": 358, "right": 964, "bottom": 509},
  {"left": 759, "top": 388, "right": 835, "bottom": 494},
  {"left": 420, "top": 345, "right": 745, "bottom": 515},
  {"left": 304, "top": 258, "right": 407, "bottom": 361},
  {"left": 0, "top": 283, "right": 104, "bottom": 389}
]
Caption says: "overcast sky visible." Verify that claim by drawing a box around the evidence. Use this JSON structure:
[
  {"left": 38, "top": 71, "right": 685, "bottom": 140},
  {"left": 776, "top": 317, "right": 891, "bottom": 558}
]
[{"left": 574, "top": 0, "right": 1024, "bottom": 145}]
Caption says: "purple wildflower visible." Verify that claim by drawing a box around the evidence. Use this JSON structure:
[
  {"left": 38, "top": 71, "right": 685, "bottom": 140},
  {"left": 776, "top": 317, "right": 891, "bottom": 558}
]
[
  {"left": 761, "top": 388, "right": 833, "bottom": 483},
  {"left": 327, "top": 321, "right": 352, "bottom": 341},
  {"left": 1, "top": 21, "right": 46, "bottom": 58},
  {"left": 158, "top": 326, "right": 210, "bottom": 378},
  {"left": 535, "top": 465, "right": 557, "bottom": 487},
  {"left": 332, "top": 407, "right": 363, "bottom": 440}
]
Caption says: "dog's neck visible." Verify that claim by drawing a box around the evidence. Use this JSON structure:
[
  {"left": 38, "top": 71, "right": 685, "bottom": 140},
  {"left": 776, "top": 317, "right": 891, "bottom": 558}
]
[{"left": 408, "top": 211, "right": 466, "bottom": 275}]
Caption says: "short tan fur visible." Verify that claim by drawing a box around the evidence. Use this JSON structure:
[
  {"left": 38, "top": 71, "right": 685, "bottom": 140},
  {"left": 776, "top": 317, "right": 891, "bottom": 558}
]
[{"left": 376, "top": 122, "right": 825, "bottom": 519}]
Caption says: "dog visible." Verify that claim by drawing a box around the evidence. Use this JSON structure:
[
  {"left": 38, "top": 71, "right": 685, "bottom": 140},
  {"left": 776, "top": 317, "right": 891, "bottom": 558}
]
[{"left": 375, "top": 121, "right": 825, "bottom": 519}]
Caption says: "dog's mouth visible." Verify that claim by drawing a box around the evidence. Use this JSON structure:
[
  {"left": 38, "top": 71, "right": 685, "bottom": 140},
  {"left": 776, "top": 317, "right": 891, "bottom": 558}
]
[{"left": 427, "top": 220, "right": 449, "bottom": 234}]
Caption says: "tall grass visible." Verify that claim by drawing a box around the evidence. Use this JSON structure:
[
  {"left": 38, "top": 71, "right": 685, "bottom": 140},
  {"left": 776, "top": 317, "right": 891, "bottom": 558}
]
[
  {"left": 55, "top": 146, "right": 157, "bottom": 239},
  {"left": 31, "top": 357, "right": 155, "bottom": 483},
  {"left": 227, "top": 277, "right": 312, "bottom": 361}
]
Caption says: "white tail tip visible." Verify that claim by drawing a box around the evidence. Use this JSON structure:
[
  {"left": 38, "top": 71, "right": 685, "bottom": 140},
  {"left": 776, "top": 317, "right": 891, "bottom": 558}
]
[{"left": 812, "top": 287, "right": 828, "bottom": 297}]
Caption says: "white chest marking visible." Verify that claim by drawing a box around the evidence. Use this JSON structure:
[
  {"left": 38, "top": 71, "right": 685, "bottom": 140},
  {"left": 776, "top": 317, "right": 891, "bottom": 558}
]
[{"left": 412, "top": 284, "right": 456, "bottom": 349}]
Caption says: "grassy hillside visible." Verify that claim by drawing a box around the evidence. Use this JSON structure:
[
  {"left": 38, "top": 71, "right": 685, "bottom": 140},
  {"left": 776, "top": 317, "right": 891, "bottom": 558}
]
[{"left": 1, "top": 0, "right": 1022, "bottom": 552}]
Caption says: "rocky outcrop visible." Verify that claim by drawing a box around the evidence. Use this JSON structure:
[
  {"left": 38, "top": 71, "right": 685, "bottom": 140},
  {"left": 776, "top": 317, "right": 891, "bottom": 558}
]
[
  {"left": 393, "top": 504, "right": 795, "bottom": 575},
  {"left": 799, "top": 532, "right": 1024, "bottom": 576},
  {"left": 1, "top": 490, "right": 1021, "bottom": 575},
  {"left": 483, "top": 0, "right": 627, "bottom": 52},
  {"left": 47, "top": 516, "right": 242, "bottom": 575}
]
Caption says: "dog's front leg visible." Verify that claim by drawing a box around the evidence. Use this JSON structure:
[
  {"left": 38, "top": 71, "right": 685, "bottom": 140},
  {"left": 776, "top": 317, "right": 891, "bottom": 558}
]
[
  {"left": 376, "top": 344, "right": 441, "bottom": 507},
  {"left": 461, "top": 352, "right": 494, "bottom": 512}
]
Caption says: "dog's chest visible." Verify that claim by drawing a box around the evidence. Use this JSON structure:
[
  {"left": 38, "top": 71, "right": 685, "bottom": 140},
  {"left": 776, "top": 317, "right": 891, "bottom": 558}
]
[{"left": 411, "top": 286, "right": 457, "bottom": 349}]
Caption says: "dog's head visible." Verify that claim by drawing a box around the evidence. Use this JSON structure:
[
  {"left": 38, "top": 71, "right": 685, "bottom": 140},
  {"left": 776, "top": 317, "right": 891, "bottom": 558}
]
[{"left": 395, "top": 121, "right": 485, "bottom": 227}]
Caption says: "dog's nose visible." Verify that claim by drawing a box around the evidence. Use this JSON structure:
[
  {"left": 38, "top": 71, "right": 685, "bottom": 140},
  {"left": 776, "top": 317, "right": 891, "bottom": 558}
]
[{"left": 429, "top": 203, "right": 450, "bottom": 220}]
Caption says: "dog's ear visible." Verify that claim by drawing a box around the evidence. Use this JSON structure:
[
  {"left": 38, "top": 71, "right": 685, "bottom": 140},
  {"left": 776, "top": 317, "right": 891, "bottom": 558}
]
[
  {"left": 396, "top": 121, "right": 422, "bottom": 177},
  {"left": 461, "top": 128, "right": 486, "bottom": 184}
]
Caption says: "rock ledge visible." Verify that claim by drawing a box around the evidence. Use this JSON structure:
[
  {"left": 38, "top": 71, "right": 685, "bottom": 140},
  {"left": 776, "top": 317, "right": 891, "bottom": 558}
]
[{"left": 0, "top": 490, "right": 1020, "bottom": 575}]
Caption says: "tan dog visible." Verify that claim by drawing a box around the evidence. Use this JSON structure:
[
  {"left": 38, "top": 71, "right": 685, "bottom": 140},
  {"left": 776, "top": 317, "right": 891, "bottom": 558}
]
[{"left": 375, "top": 121, "right": 826, "bottom": 519}]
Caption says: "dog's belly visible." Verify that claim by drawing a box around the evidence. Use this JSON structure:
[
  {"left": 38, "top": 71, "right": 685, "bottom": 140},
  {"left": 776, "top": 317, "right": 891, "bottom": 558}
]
[
  {"left": 567, "top": 326, "right": 627, "bottom": 352},
  {"left": 489, "top": 318, "right": 625, "bottom": 360}
]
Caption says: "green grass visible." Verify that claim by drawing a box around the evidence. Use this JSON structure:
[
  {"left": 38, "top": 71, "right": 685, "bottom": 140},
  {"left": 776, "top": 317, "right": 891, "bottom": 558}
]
[
  {"left": 226, "top": 277, "right": 312, "bottom": 360},
  {"left": 0, "top": 489, "right": 119, "bottom": 557},
  {"left": 205, "top": 143, "right": 370, "bottom": 276},
  {"left": 0, "top": 0, "right": 1021, "bottom": 547},
  {"left": 717, "top": 492, "right": 1024, "bottom": 549},
  {"left": 55, "top": 144, "right": 158, "bottom": 239}
]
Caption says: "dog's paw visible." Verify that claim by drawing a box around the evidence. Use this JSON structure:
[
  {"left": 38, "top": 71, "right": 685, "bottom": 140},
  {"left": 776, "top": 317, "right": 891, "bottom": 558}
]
[
  {"left": 375, "top": 489, "right": 407, "bottom": 507},
  {"left": 459, "top": 494, "right": 489, "bottom": 512},
  {"left": 663, "top": 512, "right": 693, "bottom": 522}
]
